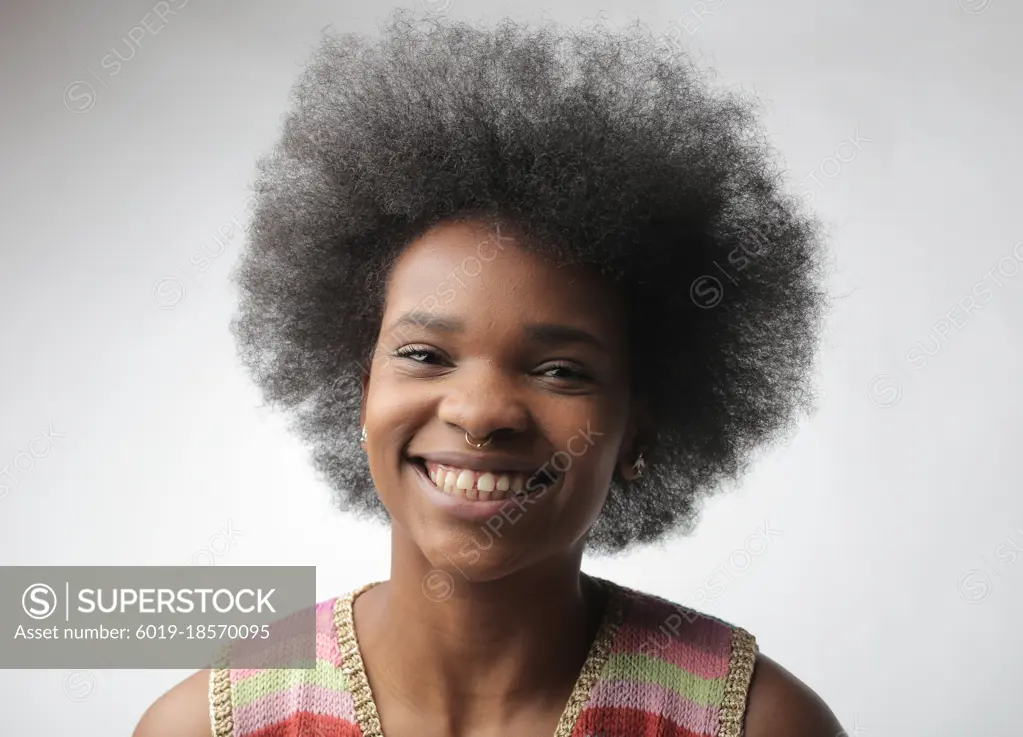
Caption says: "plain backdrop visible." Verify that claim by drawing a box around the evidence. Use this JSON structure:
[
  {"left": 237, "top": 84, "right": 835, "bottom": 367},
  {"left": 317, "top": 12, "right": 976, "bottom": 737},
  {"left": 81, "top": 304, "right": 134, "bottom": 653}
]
[{"left": 1, "top": 0, "right": 1021, "bottom": 734}]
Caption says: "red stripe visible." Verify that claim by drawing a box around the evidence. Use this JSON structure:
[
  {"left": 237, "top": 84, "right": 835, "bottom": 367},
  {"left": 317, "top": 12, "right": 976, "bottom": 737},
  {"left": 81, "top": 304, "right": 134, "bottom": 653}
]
[
  {"left": 242, "top": 710, "right": 363, "bottom": 737},
  {"left": 572, "top": 705, "right": 713, "bottom": 737}
]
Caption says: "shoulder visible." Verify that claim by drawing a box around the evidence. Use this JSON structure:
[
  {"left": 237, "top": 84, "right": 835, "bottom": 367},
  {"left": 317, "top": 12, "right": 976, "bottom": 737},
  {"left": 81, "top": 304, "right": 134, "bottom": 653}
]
[
  {"left": 131, "top": 593, "right": 352, "bottom": 737},
  {"left": 743, "top": 652, "right": 844, "bottom": 737},
  {"left": 605, "top": 580, "right": 843, "bottom": 737},
  {"left": 132, "top": 668, "right": 213, "bottom": 737},
  {"left": 608, "top": 578, "right": 747, "bottom": 656}
]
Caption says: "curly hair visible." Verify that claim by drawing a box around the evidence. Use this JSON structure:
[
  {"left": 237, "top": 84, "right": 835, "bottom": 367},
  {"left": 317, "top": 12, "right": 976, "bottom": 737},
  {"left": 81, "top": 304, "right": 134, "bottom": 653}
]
[{"left": 229, "top": 8, "right": 828, "bottom": 554}]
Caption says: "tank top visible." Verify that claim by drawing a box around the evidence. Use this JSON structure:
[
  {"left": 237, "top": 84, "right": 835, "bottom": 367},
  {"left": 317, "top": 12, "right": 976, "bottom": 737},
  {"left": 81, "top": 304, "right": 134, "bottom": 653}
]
[{"left": 209, "top": 576, "right": 758, "bottom": 737}]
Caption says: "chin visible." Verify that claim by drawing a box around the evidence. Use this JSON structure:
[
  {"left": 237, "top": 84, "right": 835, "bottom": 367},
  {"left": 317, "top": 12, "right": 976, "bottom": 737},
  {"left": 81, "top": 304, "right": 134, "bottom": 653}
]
[{"left": 411, "top": 518, "right": 534, "bottom": 581}]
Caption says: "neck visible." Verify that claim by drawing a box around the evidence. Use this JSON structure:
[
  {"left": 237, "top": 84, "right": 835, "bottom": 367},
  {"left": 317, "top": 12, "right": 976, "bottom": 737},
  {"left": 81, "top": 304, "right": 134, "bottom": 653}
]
[{"left": 353, "top": 532, "right": 605, "bottom": 730}]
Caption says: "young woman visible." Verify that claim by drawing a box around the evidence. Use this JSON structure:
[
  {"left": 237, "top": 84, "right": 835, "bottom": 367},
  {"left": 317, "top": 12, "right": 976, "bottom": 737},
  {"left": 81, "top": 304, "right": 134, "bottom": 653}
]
[{"left": 134, "top": 9, "right": 839, "bottom": 737}]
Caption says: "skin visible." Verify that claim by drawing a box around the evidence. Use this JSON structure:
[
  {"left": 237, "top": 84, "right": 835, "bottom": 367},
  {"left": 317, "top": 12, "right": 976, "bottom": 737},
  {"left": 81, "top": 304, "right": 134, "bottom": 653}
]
[{"left": 133, "top": 219, "right": 844, "bottom": 737}]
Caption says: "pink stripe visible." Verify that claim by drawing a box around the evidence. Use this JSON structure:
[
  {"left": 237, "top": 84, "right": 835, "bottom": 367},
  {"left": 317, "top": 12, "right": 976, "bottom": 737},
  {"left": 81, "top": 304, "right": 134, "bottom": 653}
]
[
  {"left": 229, "top": 598, "right": 341, "bottom": 680},
  {"left": 314, "top": 598, "right": 343, "bottom": 664},
  {"left": 232, "top": 683, "right": 358, "bottom": 729},
  {"left": 586, "top": 678, "right": 719, "bottom": 734},
  {"left": 613, "top": 596, "right": 733, "bottom": 679}
]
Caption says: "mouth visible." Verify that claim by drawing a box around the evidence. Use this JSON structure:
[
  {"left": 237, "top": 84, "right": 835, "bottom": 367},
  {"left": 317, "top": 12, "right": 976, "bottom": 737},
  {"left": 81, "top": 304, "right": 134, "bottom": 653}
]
[{"left": 406, "top": 456, "right": 562, "bottom": 503}]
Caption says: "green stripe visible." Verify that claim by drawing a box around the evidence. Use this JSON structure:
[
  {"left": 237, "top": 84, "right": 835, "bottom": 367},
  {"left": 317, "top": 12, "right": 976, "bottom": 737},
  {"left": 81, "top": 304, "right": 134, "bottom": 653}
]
[
  {"left": 602, "top": 652, "right": 725, "bottom": 706},
  {"left": 232, "top": 658, "right": 352, "bottom": 707}
]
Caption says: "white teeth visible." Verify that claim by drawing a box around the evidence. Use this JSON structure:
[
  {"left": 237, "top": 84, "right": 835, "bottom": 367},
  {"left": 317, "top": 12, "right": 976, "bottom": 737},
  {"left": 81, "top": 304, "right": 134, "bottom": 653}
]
[{"left": 420, "top": 461, "right": 553, "bottom": 501}]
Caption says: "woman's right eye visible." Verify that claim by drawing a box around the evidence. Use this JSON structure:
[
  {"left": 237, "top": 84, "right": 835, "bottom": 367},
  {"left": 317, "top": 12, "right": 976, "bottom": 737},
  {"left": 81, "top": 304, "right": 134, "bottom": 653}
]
[{"left": 393, "top": 346, "right": 437, "bottom": 363}]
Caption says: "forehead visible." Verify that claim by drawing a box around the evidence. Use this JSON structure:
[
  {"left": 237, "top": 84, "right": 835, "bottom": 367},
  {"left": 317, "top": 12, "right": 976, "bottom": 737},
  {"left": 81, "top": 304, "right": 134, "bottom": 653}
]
[{"left": 383, "top": 219, "right": 626, "bottom": 338}]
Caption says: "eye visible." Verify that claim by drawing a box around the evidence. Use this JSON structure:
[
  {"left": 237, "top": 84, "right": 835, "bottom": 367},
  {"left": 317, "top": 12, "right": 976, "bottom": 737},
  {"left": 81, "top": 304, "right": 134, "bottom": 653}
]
[
  {"left": 540, "top": 362, "right": 591, "bottom": 381},
  {"left": 393, "top": 345, "right": 441, "bottom": 364}
]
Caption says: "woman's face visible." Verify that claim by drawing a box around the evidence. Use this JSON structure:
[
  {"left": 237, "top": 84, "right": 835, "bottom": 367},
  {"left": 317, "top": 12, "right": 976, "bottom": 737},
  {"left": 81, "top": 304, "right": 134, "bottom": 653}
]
[{"left": 362, "top": 218, "right": 639, "bottom": 581}]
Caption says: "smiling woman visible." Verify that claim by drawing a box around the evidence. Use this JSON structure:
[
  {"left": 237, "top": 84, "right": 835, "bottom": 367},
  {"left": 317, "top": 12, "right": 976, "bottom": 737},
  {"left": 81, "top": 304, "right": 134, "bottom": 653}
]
[{"left": 133, "top": 8, "right": 839, "bottom": 737}]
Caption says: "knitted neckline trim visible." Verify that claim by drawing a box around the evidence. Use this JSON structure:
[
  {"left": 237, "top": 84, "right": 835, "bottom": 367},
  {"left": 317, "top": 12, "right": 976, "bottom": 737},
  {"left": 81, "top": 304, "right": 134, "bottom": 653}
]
[
  {"left": 333, "top": 576, "right": 629, "bottom": 737},
  {"left": 208, "top": 578, "right": 759, "bottom": 737}
]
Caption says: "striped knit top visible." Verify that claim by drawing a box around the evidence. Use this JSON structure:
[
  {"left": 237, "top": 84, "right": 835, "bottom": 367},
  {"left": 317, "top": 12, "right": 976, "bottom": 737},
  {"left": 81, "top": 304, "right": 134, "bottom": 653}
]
[{"left": 209, "top": 576, "right": 758, "bottom": 737}]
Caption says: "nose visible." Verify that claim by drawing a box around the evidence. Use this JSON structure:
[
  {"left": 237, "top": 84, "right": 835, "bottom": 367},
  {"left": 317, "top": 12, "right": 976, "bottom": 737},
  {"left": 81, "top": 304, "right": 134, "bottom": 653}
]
[{"left": 436, "top": 361, "right": 530, "bottom": 442}]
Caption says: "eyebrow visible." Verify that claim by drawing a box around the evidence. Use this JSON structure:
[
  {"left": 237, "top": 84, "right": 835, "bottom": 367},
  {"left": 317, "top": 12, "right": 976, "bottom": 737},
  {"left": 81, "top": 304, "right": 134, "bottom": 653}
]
[
  {"left": 387, "top": 310, "right": 609, "bottom": 354},
  {"left": 389, "top": 310, "right": 465, "bottom": 334}
]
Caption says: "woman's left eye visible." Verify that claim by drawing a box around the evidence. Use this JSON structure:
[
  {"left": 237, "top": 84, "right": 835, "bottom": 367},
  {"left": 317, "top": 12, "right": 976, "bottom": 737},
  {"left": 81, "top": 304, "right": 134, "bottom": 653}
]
[{"left": 541, "top": 364, "right": 590, "bottom": 381}]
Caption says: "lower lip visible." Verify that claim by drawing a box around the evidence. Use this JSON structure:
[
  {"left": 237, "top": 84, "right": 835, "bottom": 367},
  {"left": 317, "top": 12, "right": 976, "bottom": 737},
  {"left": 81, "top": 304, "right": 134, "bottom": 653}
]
[{"left": 409, "top": 461, "right": 557, "bottom": 522}]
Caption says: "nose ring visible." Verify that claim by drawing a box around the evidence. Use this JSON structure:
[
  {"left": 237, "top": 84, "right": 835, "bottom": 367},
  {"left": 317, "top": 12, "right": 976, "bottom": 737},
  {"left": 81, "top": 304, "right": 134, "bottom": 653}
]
[{"left": 465, "top": 431, "right": 492, "bottom": 449}]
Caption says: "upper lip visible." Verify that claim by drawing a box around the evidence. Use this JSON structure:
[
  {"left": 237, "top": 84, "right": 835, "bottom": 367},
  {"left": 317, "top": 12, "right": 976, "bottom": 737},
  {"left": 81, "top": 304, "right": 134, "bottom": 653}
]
[{"left": 409, "top": 450, "right": 543, "bottom": 474}]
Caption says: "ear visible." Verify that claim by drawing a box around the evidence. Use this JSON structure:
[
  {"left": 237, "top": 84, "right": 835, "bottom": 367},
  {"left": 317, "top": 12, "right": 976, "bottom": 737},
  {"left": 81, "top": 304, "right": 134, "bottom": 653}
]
[{"left": 617, "top": 396, "right": 654, "bottom": 481}]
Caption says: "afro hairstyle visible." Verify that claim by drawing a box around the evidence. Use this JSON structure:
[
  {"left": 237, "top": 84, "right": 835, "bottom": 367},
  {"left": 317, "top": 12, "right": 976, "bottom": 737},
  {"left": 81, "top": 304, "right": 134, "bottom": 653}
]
[{"left": 229, "top": 8, "right": 828, "bottom": 554}]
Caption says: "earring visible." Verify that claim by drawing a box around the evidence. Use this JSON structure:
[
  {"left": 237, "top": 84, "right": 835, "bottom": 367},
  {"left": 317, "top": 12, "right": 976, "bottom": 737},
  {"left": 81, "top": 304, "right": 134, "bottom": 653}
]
[
  {"left": 632, "top": 452, "right": 646, "bottom": 478},
  {"left": 360, "top": 425, "right": 367, "bottom": 443}
]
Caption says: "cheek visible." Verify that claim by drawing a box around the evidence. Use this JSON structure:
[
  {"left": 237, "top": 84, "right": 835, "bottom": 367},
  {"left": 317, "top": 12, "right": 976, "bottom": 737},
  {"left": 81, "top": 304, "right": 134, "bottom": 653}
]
[
  {"left": 543, "top": 417, "right": 624, "bottom": 521},
  {"left": 365, "top": 376, "right": 427, "bottom": 440},
  {"left": 548, "top": 404, "right": 627, "bottom": 478},
  {"left": 362, "top": 381, "right": 425, "bottom": 504}
]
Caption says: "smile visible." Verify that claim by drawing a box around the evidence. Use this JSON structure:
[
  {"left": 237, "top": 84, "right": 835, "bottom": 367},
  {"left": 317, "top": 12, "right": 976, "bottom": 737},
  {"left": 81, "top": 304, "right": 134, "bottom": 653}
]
[{"left": 408, "top": 457, "right": 561, "bottom": 503}]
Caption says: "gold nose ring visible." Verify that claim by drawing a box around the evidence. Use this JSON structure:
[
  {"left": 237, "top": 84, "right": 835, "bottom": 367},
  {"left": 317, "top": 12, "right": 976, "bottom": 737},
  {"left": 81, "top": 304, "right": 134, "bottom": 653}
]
[{"left": 465, "top": 431, "right": 492, "bottom": 449}]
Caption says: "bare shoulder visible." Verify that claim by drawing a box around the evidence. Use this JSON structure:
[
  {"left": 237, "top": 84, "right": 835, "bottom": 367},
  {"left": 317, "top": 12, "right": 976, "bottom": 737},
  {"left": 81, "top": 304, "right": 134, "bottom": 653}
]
[
  {"left": 743, "top": 653, "right": 845, "bottom": 737},
  {"left": 132, "top": 668, "right": 213, "bottom": 737}
]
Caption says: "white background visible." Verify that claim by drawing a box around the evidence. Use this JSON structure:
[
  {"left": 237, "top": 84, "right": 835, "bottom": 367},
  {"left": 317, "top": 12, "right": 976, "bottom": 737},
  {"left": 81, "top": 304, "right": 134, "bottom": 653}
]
[{"left": 1, "top": 0, "right": 1021, "bottom": 734}]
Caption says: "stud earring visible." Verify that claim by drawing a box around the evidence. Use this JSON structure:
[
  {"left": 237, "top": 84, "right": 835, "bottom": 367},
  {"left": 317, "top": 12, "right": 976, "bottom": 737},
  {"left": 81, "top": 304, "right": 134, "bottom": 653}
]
[{"left": 360, "top": 425, "right": 367, "bottom": 443}]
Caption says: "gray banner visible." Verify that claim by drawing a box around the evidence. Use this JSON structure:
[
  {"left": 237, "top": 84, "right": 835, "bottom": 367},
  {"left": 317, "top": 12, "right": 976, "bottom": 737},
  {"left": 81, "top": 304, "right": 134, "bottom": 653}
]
[{"left": 1, "top": 566, "right": 316, "bottom": 669}]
